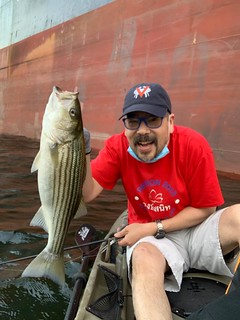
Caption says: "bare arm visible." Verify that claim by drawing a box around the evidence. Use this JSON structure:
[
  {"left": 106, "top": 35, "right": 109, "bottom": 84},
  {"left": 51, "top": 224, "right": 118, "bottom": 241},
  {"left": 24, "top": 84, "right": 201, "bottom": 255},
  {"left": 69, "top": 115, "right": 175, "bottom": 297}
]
[
  {"left": 115, "top": 206, "right": 216, "bottom": 247},
  {"left": 82, "top": 154, "right": 103, "bottom": 202},
  {"left": 161, "top": 206, "right": 216, "bottom": 232}
]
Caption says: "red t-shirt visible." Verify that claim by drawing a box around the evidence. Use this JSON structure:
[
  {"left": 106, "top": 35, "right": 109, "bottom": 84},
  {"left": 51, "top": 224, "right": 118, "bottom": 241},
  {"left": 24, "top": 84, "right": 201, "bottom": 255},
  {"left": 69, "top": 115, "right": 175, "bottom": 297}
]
[{"left": 91, "top": 125, "right": 224, "bottom": 224}]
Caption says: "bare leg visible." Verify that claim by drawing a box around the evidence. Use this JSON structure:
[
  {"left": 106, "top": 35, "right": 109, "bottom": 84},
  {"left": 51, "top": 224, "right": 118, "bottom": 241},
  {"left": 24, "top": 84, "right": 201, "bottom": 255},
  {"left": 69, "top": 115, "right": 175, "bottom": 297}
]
[
  {"left": 131, "top": 242, "right": 172, "bottom": 320},
  {"left": 219, "top": 204, "right": 240, "bottom": 255}
]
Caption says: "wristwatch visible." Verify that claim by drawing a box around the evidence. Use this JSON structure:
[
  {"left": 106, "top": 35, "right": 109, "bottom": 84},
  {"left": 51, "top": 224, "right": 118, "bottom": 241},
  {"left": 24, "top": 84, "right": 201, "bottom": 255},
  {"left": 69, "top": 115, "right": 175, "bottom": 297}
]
[{"left": 154, "top": 220, "right": 165, "bottom": 239}]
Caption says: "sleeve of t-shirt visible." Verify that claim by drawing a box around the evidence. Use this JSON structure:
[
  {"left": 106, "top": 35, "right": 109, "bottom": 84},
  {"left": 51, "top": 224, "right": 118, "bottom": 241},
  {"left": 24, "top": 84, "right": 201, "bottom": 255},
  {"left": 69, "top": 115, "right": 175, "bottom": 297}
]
[
  {"left": 185, "top": 132, "right": 224, "bottom": 208},
  {"left": 91, "top": 137, "right": 121, "bottom": 190}
]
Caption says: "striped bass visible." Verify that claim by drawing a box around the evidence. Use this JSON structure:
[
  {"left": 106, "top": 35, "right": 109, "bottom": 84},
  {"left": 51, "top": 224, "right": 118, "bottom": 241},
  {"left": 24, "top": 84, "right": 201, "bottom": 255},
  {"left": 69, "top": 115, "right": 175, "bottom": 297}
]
[{"left": 22, "top": 86, "right": 87, "bottom": 287}]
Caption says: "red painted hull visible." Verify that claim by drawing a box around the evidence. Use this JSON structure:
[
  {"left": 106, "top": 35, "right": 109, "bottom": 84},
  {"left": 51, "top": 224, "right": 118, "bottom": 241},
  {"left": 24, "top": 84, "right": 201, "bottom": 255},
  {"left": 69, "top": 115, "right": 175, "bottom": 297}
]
[{"left": 0, "top": 0, "right": 240, "bottom": 177}]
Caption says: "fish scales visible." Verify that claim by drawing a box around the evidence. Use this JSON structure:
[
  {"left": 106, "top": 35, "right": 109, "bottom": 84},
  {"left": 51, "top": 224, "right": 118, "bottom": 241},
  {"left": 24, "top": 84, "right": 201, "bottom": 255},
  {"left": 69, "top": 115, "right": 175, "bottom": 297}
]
[
  {"left": 51, "top": 139, "right": 84, "bottom": 254},
  {"left": 22, "top": 86, "right": 87, "bottom": 286}
]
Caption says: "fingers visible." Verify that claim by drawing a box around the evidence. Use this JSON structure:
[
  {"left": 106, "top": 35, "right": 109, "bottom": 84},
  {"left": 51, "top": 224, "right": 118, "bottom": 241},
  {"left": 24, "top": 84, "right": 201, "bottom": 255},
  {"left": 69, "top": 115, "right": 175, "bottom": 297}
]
[
  {"left": 114, "top": 229, "right": 125, "bottom": 239},
  {"left": 114, "top": 224, "right": 128, "bottom": 239},
  {"left": 83, "top": 128, "right": 91, "bottom": 154}
]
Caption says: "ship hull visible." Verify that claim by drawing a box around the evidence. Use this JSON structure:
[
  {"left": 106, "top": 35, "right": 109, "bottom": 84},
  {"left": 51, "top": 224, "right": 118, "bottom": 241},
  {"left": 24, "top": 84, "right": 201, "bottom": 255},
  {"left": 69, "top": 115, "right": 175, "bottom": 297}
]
[{"left": 0, "top": 0, "right": 240, "bottom": 177}]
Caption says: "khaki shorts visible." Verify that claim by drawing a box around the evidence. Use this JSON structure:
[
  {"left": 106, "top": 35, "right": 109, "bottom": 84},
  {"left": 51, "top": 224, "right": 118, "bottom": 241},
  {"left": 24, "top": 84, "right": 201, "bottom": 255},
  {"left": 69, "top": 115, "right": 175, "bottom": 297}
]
[{"left": 126, "top": 209, "right": 234, "bottom": 292}]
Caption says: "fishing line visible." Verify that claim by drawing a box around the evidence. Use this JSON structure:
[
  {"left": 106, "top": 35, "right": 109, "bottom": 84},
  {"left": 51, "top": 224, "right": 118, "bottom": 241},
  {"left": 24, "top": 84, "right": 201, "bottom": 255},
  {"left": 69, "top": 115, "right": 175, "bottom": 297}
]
[
  {"left": 0, "top": 238, "right": 112, "bottom": 266},
  {"left": 65, "top": 247, "right": 100, "bottom": 264}
]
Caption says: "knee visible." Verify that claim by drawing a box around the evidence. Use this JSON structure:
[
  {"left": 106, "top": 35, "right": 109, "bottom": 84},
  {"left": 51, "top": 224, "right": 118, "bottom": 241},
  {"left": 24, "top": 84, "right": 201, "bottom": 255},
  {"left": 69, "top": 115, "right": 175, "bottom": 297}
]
[
  {"left": 222, "top": 204, "right": 240, "bottom": 232},
  {"left": 231, "top": 204, "right": 240, "bottom": 212},
  {"left": 132, "top": 242, "right": 166, "bottom": 274},
  {"left": 226, "top": 204, "right": 240, "bottom": 224}
]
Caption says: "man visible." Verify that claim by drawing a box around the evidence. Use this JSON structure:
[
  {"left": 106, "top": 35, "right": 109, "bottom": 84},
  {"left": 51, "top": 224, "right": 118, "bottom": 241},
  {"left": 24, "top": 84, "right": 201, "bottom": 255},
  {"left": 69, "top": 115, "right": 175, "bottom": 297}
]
[{"left": 83, "top": 83, "right": 240, "bottom": 320}]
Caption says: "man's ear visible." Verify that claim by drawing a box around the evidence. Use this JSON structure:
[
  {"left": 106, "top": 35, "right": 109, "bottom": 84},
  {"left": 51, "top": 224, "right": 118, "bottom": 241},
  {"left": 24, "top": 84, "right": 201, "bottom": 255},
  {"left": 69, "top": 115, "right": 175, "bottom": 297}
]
[{"left": 169, "top": 114, "right": 175, "bottom": 133}]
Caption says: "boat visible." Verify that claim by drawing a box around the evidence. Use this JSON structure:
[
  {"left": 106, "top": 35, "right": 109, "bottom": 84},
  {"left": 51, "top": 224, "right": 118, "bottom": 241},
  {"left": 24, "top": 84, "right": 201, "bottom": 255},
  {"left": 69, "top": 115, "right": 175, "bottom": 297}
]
[
  {"left": 65, "top": 210, "right": 239, "bottom": 320},
  {"left": 0, "top": 0, "right": 240, "bottom": 178}
]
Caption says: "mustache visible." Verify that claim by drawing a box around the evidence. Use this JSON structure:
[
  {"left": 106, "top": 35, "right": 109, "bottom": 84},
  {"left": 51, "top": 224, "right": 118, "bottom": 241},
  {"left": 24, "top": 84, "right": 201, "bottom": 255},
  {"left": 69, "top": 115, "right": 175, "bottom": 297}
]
[{"left": 133, "top": 135, "right": 157, "bottom": 145}]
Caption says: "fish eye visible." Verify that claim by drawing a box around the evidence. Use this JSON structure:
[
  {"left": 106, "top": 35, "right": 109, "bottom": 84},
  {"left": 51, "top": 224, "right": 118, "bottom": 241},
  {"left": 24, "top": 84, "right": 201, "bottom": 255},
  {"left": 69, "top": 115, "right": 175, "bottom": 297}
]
[{"left": 70, "top": 108, "right": 78, "bottom": 117}]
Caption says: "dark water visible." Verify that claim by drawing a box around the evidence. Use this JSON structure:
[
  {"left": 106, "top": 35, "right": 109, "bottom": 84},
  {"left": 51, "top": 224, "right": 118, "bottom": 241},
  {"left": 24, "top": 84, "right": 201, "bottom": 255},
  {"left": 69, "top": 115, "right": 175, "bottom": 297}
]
[
  {"left": 0, "top": 134, "right": 239, "bottom": 319},
  {"left": 0, "top": 135, "right": 127, "bottom": 232}
]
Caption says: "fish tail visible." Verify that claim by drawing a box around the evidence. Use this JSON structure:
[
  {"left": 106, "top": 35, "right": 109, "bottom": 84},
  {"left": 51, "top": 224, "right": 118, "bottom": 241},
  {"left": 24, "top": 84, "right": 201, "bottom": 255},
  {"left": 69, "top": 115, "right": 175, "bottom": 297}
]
[{"left": 21, "top": 250, "right": 65, "bottom": 287}]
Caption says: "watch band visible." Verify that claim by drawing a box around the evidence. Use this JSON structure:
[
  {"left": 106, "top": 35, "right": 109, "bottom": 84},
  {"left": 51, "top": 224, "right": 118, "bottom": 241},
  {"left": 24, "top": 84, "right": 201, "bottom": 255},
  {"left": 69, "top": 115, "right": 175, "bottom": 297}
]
[{"left": 155, "top": 219, "right": 165, "bottom": 239}]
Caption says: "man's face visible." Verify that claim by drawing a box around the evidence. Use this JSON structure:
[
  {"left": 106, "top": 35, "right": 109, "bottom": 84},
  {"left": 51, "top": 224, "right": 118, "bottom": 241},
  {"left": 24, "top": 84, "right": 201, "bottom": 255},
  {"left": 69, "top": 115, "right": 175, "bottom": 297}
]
[{"left": 124, "top": 111, "right": 174, "bottom": 162}]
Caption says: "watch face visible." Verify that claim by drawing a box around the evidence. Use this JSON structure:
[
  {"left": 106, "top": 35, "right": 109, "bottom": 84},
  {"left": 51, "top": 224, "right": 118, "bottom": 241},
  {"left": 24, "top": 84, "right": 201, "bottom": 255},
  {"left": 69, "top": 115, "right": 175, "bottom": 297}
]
[{"left": 155, "top": 230, "right": 165, "bottom": 239}]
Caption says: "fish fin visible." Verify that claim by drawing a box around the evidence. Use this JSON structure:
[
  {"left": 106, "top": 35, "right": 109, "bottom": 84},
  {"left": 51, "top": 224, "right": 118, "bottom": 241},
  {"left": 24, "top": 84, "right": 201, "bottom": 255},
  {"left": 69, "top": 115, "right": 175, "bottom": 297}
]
[
  {"left": 30, "top": 207, "right": 49, "bottom": 232},
  {"left": 74, "top": 197, "right": 88, "bottom": 219},
  {"left": 49, "top": 143, "right": 59, "bottom": 168},
  {"left": 31, "top": 144, "right": 59, "bottom": 173},
  {"left": 31, "top": 151, "right": 41, "bottom": 173},
  {"left": 22, "top": 250, "right": 65, "bottom": 287}
]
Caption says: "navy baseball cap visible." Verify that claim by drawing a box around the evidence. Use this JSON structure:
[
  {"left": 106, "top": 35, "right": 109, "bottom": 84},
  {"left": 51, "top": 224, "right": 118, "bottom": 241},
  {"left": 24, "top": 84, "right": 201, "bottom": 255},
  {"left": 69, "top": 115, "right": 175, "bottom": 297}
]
[{"left": 119, "top": 83, "right": 172, "bottom": 119}]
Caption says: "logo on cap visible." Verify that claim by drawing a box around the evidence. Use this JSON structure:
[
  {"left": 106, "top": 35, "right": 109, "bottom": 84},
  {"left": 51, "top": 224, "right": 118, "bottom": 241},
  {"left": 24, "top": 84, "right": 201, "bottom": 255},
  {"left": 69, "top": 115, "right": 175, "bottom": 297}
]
[{"left": 134, "top": 85, "right": 151, "bottom": 99}]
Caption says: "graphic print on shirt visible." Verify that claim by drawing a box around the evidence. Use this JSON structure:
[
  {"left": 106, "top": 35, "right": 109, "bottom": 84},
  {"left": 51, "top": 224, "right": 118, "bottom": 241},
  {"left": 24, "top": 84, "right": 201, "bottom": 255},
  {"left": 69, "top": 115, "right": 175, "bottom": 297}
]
[{"left": 135, "top": 179, "right": 180, "bottom": 219}]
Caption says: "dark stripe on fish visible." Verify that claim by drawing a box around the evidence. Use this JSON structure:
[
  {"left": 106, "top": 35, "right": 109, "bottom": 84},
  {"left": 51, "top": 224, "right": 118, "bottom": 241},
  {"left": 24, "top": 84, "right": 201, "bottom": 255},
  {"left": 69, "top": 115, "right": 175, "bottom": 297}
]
[{"left": 50, "top": 137, "right": 85, "bottom": 255}]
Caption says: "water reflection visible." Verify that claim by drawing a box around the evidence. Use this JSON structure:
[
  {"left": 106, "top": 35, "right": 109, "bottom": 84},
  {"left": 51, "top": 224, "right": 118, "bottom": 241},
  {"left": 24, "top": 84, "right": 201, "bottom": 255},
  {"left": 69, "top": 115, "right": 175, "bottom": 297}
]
[
  {"left": 218, "top": 176, "right": 240, "bottom": 209},
  {"left": 0, "top": 134, "right": 127, "bottom": 233},
  {"left": 0, "top": 277, "right": 72, "bottom": 319}
]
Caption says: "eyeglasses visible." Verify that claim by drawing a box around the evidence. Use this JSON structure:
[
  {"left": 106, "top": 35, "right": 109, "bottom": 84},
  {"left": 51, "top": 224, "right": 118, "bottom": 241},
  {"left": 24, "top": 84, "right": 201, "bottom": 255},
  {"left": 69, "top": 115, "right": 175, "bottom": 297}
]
[{"left": 122, "top": 116, "right": 164, "bottom": 130}]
